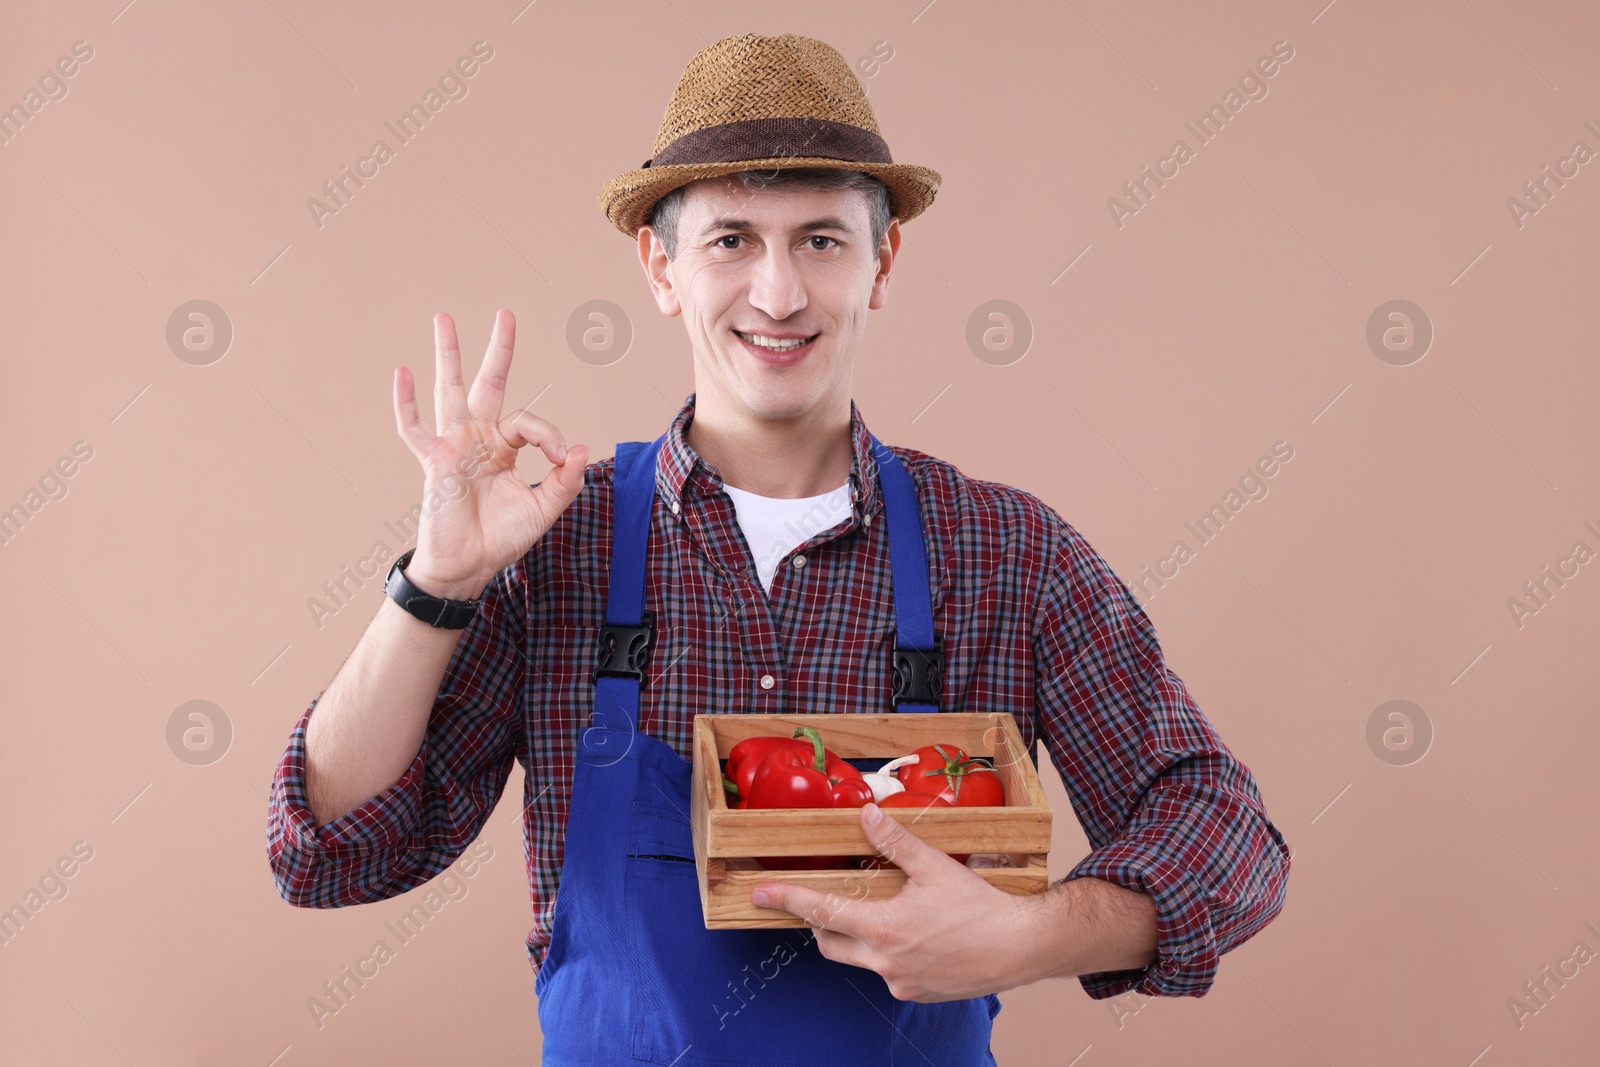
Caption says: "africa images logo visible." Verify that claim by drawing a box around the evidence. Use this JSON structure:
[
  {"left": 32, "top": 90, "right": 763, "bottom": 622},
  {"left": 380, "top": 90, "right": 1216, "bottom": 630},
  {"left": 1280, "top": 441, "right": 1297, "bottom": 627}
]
[
  {"left": 1106, "top": 39, "right": 1296, "bottom": 229},
  {"left": 306, "top": 41, "right": 494, "bottom": 229}
]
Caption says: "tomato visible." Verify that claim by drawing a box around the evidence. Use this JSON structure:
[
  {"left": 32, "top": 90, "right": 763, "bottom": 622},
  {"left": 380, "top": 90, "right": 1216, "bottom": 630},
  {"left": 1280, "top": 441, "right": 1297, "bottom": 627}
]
[
  {"left": 893, "top": 744, "right": 1005, "bottom": 806},
  {"left": 940, "top": 766, "right": 1003, "bottom": 807},
  {"left": 877, "top": 790, "right": 953, "bottom": 808}
]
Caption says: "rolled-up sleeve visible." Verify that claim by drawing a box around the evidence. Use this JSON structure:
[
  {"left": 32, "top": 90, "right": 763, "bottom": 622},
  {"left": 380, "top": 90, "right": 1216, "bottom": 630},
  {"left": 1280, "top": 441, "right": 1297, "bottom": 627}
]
[
  {"left": 266, "top": 561, "right": 524, "bottom": 908},
  {"left": 1032, "top": 513, "right": 1291, "bottom": 999}
]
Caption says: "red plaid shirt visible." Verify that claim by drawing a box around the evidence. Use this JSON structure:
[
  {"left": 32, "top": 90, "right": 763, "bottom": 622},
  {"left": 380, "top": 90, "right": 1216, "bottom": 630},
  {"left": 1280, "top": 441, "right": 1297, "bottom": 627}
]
[{"left": 267, "top": 392, "right": 1291, "bottom": 999}]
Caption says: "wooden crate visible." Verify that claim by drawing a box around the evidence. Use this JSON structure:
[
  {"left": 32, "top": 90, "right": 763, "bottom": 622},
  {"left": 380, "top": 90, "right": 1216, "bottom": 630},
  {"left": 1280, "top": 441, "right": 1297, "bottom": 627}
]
[{"left": 689, "top": 712, "right": 1052, "bottom": 929}]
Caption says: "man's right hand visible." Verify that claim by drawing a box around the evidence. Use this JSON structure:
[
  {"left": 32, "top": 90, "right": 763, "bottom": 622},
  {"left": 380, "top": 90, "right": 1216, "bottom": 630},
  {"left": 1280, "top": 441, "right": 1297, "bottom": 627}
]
[{"left": 392, "top": 308, "right": 589, "bottom": 600}]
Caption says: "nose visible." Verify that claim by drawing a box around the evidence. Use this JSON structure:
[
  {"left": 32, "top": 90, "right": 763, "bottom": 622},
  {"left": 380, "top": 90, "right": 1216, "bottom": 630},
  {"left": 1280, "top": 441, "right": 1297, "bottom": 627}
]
[{"left": 745, "top": 244, "right": 808, "bottom": 322}]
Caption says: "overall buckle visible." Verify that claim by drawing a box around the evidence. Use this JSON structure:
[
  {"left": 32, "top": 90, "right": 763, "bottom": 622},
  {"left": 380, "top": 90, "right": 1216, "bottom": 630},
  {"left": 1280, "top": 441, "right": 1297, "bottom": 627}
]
[
  {"left": 890, "top": 634, "right": 945, "bottom": 708},
  {"left": 594, "top": 611, "right": 657, "bottom": 683}
]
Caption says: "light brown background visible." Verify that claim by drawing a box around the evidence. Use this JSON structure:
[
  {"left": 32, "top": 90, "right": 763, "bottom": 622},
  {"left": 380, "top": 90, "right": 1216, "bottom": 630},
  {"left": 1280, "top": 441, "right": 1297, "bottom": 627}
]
[{"left": 3, "top": 0, "right": 1597, "bottom": 1063}]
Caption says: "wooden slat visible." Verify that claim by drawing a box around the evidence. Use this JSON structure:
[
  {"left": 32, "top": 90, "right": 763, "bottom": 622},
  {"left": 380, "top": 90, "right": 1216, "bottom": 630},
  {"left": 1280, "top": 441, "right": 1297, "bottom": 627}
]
[
  {"left": 703, "top": 711, "right": 1009, "bottom": 759},
  {"left": 690, "top": 716, "right": 711, "bottom": 917},
  {"left": 702, "top": 861, "right": 1050, "bottom": 928},
  {"left": 988, "top": 712, "right": 1051, "bottom": 810},
  {"left": 703, "top": 805, "right": 1050, "bottom": 856}
]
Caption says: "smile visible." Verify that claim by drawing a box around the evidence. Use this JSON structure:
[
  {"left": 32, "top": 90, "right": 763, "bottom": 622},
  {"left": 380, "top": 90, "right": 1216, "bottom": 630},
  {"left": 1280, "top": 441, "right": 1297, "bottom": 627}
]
[{"left": 733, "top": 329, "right": 819, "bottom": 364}]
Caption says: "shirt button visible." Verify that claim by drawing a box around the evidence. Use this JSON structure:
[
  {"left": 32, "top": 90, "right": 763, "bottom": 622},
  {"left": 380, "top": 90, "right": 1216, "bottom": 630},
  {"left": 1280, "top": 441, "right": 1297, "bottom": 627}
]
[
  {"left": 759, "top": 674, "right": 775, "bottom": 690},
  {"left": 792, "top": 554, "right": 806, "bottom": 569},
  {"left": 863, "top": 512, "right": 873, "bottom": 527},
  {"left": 670, "top": 500, "right": 680, "bottom": 515}
]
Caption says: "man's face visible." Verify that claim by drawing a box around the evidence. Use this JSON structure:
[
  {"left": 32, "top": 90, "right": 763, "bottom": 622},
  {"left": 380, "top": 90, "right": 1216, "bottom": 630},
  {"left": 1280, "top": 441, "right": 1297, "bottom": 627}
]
[{"left": 638, "top": 175, "right": 899, "bottom": 424}]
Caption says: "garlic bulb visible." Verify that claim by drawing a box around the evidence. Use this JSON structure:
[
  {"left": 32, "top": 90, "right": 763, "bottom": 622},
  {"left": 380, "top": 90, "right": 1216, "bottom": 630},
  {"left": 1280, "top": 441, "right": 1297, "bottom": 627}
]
[
  {"left": 860, "top": 754, "right": 919, "bottom": 802},
  {"left": 964, "top": 854, "right": 1016, "bottom": 868}
]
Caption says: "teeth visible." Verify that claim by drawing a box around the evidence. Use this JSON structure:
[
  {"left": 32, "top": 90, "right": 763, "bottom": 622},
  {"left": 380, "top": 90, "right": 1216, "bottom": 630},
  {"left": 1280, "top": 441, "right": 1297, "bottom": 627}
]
[{"left": 736, "top": 330, "right": 813, "bottom": 351}]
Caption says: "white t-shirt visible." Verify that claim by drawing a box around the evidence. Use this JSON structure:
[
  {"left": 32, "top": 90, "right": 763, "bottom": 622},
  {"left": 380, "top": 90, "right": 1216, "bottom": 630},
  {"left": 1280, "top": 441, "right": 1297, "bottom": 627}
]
[{"left": 722, "top": 481, "right": 852, "bottom": 594}]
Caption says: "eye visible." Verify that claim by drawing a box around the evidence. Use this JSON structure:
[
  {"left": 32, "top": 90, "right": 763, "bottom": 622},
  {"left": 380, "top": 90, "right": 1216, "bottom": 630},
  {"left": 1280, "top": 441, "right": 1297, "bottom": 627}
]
[
  {"left": 807, "top": 236, "right": 838, "bottom": 250},
  {"left": 716, "top": 235, "right": 743, "bottom": 249}
]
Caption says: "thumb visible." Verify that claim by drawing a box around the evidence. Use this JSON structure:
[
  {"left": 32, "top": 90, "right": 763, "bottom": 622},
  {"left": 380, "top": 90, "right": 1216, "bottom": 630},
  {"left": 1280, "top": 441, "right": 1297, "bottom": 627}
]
[
  {"left": 550, "top": 444, "right": 588, "bottom": 498},
  {"left": 525, "top": 445, "right": 587, "bottom": 535},
  {"left": 860, "top": 802, "right": 948, "bottom": 880},
  {"left": 529, "top": 443, "right": 586, "bottom": 507}
]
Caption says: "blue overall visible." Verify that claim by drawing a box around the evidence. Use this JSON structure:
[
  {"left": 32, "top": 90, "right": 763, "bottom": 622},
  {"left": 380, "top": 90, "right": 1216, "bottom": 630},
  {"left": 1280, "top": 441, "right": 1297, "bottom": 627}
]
[{"left": 534, "top": 431, "right": 1002, "bottom": 1065}]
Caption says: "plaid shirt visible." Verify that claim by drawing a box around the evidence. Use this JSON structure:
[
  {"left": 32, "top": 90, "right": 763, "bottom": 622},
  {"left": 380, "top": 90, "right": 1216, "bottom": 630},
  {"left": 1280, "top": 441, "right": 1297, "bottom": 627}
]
[{"left": 267, "top": 392, "right": 1291, "bottom": 1000}]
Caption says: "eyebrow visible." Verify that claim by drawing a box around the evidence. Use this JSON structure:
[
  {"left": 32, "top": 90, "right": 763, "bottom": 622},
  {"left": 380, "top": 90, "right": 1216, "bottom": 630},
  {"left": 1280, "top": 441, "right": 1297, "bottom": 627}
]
[{"left": 697, "top": 215, "right": 856, "bottom": 238}]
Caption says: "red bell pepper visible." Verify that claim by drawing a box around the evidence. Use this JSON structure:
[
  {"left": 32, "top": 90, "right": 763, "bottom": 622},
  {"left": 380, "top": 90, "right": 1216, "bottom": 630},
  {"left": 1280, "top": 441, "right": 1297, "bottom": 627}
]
[
  {"left": 746, "top": 726, "right": 872, "bottom": 870},
  {"left": 726, "top": 735, "right": 807, "bottom": 802},
  {"left": 726, "top": 728, "right": 865, "bottom": 802}
]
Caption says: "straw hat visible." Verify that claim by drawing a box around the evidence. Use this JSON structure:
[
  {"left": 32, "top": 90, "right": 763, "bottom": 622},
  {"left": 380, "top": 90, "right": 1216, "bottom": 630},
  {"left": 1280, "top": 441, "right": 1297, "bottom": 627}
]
[{"left": 597, "top": 33, "right": 942, "bottom": 238}]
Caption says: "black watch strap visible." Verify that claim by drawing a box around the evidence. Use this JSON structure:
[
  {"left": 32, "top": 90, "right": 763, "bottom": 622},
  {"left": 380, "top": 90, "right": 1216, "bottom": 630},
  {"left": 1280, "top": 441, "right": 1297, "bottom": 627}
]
[{"left": 384, "top": 548, "right": 481, "bottom": 629}]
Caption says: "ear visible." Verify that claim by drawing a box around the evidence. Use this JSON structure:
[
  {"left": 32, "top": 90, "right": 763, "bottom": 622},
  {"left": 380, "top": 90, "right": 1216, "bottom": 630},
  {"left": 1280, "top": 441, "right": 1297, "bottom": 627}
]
[
  {"left": 638, "top": 225, "right": 682, "bottom": 318},
  {"left": 867, "top": 216, "right": 900, "bottom": 311}
]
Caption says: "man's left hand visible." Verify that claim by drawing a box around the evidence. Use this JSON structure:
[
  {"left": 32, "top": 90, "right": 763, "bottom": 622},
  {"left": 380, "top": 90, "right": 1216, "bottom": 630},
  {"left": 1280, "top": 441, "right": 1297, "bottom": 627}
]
[{"left": 749, "top": 801, "right": 1048, "bottom": 1002}]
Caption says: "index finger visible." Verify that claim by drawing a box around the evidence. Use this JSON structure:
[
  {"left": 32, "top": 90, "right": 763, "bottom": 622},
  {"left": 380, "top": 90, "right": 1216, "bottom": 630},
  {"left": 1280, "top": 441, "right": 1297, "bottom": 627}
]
[
  {"left": 751, "top": 881, "right": 870, "bottom": 937},
  {"left": 467, "top": 308, "right": 516, "bottom": 421}
]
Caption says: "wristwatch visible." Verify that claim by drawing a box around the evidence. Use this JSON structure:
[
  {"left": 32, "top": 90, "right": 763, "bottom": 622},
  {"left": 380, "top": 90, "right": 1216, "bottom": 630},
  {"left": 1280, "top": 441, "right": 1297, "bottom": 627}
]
[{"left": 384, "top": 548, "right": 481, "bottom": 629}]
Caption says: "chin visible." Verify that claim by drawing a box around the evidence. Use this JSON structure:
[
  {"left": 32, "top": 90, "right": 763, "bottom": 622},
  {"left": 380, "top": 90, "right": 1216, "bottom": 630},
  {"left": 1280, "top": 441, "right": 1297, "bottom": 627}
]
[{"left": 738, "top": 386, "right": 819, "bottom": 421}]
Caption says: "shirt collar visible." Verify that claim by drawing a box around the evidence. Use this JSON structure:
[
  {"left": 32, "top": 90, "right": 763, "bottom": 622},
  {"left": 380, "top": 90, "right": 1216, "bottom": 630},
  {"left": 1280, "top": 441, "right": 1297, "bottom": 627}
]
[{"left": 655, "top": 391, "right": 881, "bottom": 523}]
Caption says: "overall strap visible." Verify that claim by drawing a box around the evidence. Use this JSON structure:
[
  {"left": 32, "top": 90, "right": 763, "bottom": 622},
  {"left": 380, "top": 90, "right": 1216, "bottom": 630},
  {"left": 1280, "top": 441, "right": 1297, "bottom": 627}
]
[
  {"left": 870, "top": 435, "right": 945, "bottom": 713},
  {"left": 592, "top": 435, "right": 667, "bottom": 737}
]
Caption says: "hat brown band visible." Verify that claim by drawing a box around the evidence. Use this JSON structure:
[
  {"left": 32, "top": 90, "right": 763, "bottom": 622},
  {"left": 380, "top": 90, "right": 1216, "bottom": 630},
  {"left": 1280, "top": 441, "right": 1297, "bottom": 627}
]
[{"left": 642, "top": 117, "right": 893, "bottom": 169}]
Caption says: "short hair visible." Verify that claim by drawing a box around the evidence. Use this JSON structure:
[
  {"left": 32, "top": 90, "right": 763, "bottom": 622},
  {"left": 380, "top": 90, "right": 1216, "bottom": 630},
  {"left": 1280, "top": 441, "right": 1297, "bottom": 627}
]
[{"left": 647, "top": 167, "right": 892, "bottom": 261}]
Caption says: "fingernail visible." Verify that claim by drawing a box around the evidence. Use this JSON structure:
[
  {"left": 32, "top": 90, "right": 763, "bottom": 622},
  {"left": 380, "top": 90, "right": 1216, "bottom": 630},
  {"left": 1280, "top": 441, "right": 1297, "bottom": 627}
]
[
  {"left": 557, "top": 444, "right": 567, "bottom": 461},
  {"left": 751, "top": 889, "right": 770, "bottom": 907},
  {"left": 862, "top": 802, "right": 882, "bottom": 826}
]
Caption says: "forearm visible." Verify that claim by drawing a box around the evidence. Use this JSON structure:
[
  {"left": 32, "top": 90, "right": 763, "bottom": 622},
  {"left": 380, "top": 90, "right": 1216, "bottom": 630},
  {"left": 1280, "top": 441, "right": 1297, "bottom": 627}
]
[
  {"left": 1009, "top": 874, "right": 1159, "bottom": 984},
  {"left": 303, "top": 572, "right": 477, "bottom": 826}
]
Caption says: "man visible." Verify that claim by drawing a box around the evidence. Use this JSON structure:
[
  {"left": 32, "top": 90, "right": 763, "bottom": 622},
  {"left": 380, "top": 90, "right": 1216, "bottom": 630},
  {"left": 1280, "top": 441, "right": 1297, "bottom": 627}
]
[{"left": 267, "top": 32, "right": 1291, "bottom": 1064}]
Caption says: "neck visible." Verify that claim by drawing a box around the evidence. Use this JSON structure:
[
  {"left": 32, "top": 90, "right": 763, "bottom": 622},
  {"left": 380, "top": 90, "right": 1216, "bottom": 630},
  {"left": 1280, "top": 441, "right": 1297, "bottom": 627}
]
[{"left": 685, "top": 393, "right": 852, "bottom": 498}]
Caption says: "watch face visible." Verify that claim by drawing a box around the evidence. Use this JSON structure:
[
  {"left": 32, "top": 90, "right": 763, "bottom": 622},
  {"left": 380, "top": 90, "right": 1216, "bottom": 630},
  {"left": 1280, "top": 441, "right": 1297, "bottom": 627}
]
[{"left": 385, "top": 554, "right": 408, "bottom": 592}]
